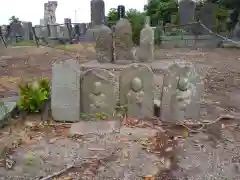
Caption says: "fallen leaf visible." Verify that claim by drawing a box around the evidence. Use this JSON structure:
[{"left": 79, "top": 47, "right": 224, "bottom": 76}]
[
  {"left": 87, "top": 148, "right": 105, "bottom": 151},
  {"left": 118, "top": 138, "right": 130, "bottom": 142},
  {"left": 144, "top": 175, "right": 155, "bottom": 180}
]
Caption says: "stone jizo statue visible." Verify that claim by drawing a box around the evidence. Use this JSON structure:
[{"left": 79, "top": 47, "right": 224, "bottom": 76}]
[
  {"left": 126, "top": 77, "right": 145, "bottom": 115},
  {"left": 89, "top": 81, "right": 107, "bottom": 113}
]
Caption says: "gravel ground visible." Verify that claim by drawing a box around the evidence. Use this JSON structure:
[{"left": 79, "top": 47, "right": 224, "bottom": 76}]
[{"left": 1, "top": 46, "right": 240, "bottom": 179}]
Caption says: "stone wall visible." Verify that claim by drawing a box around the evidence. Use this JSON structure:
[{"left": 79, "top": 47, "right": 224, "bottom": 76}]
[{"left": 160, "top": 35, "right": 222, "bottom": 48}]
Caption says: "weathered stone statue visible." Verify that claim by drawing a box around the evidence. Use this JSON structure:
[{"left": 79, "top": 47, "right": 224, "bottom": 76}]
[
  {"left": 81, "top": 69, "right": 117, "bottom": 116},
  {"left": 119, "top": 64, "right": 154, "bottom": 118},
  {"left": 126, "top": 77, "right": 145, "bottom": 115},
  {"left": 161, "top": 62, "right": 204, "bottom": 122},
  {"left": 89, "top": 81, "right": 107, "bottom": 113}
]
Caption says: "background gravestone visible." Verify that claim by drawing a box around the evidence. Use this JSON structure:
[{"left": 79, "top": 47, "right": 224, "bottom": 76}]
[
  {"left": 114, "top": 18, "right": 133, "bottom": 61},
  {"left": 95, "top": 25, "right": 113, "bottom": 62},
  {"left": 178, "top": 0, "right": 196, "bottom": 32},
  {"left": 160, "top": 62, "right": 204, "bottom": 122},
  {"left": 22, "top": 22, "right": 33, "bottom": 41},
  {"left": 139, "top": 20, "right": 154, "bottom": 62},
  {"left": 117, "top": 5, "right": 125, "bottom": 19},
  {"left": 119, "top": 64, "right": 154, "bottom": 118},
  {"left": 90, "top": 0, "right": 105, "bottom": 27},
  {"left": 81, "top": 69, "right": 117, "bottom": 116},
  {"left": 199, "top": 2, "right": 218, "bottom": 34},
  {"left": 44, "top": 1, "right": 58, "bottom": 25},
  {"left": 51, "top": 59, "right": 81, "bottom": 122}
]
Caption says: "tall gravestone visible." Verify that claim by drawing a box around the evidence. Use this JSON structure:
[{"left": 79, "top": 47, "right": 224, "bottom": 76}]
[
  {"left": 51, "top": 59, "right": 81, "bottom": 122},
  {"left": 95, "top": 25, "right": 113, "bottom": 62},
  {"left": 138, "top": 16, "right": 154, "bottom": 62},
  {"left": 199, "top": 2, "right": 217, "bottom": 34},
  {"left": 178, "top": 0, "right": 196, "bottom": 32},
  {"left": 232, "top": 14, "right": 240, "bottom": 40},
  {"left": 160, "top": 62, "right": 204, "bottom": 122},
  {"left": 81, "top": 69, "right": 117, "bottom": 116},
  {"left": 22, "top": 22, "right": 33, "bottom": 41},
  {"left": 44, "top": 1, "right": 58, "bottom": 25},
  {"left": 64, "top": 18, "right": 72, "bottom": 40},
  {"left": 90, "top": 0, "right": 105, "bottom": 26},
  {"left": 117, "top": 5, "right": 125, "bottom": 19},
  {"left": 119, "top": 64, "right": 154, "bottom": 118},
  {"left": 114, "top": 18, "right": 133, "bottom": 61}
]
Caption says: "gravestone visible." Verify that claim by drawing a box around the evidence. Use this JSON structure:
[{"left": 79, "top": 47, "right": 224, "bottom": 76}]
[
  {"left": 178, "top": 0, "right": 196, "bottom": 32},
  {"left": 119, "top": 64, "right": 154, "bottom": 118},
  {"left": 81, "top": 69, "right": 116, "bottom": 116},
  {"left": 10, "top": 22, "right": 23, "bottom": 42},
  {"left": 232, "top": 14, "right": 240, "bottom": 40},
  {"left": 117, "top": 5, "right": 125, "bottom": 19},
  {"left": 44, "top": 1, "right": 58, "bottom": 25},
  {"left": 63, "top": 18, "right": 72, "bottom": 39},
  {"left": 95, "top": 25, "right": 113, "bottom": 62},
  {"left": 79, "top": 23, "right": 87, "bottom": 35},
  {"left": 51, "top": 59, "right": 81, "bottom": 122},
  {"left": 22, "top": 22, "right": 33, "bottom": 41},
  {"left": 114, "top": 18, "right": 133, "bottom": 60},
  {"left": 139, "top": 18, "right": 154, "bottom": 62},
  {"left": 160, "top": 62, "right": 204, "bottom": 122},
  {"left": 90, "top": 0, "right": 105, "bottom": 26},
  {"left": 84, "top": 28, "right": 96, "bottom": 42},
  {"left": 49, "top": 25, "right": 58, "bottom": 45},
  {"left": 199, "top": 2, "right": 217, "bottom": 33}
]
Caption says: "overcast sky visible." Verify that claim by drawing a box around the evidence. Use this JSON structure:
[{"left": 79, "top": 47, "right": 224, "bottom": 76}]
[{"left": 0, "top": 0, "right": 147, "bottom": 25}]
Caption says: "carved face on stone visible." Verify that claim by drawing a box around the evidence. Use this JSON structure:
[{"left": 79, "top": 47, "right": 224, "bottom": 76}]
[
  {"left": 131, "top": 77, "right": 142, "bottom": 92},
  {"left": 92, "top": 81, "right": 102, "bottom": 95}
]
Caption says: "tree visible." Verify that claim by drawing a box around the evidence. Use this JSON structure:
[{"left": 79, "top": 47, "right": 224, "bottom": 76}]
[
  {"left": 9, "top": 16, "right": 21, "bottom": 25},
  {"left": 107, "top": 8, "right": 118, "bottom": 25},
  {"left": 145, "top": 0, "right": 178, "bottom": 26},
  {"left": 126, "top": 9, "right": 145, "bottom": 44},
  {"left": 107, "top": 8, "right": 145, "bottom": 45}
]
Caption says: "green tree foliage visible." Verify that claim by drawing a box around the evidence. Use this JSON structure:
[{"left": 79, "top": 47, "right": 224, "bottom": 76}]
[
  {"left": 126, "top": 9, "right": 145, "bottom": 45},
  {"left": 9, "top": 16, "right": 21, "bottom": 25},
  {"left": 145, "top": 0, "right": 178, "bottom": 26},
  {"left": 107, "top": 8, "right": 145, "bottom": 45}
]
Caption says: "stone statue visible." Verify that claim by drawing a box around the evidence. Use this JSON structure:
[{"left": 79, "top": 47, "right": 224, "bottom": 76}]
[
  {"left": 119, "top": 64, "right": 154, "bottom": 118},
  {"left": 173, "top": 72, "right": 195, "bottom": 119},
  {"left": 126, "top": 77, "right": 145, "bottom": 112},
  {"left": 89, "top": 81, "right": 107, "bottom": 113},
  {"left": 161, "top": 62, "right": 204, "bottom": 122}
]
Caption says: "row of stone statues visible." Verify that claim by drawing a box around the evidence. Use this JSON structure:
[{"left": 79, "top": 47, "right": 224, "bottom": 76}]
[
  {"left": 51, "top": 59, "right": 204, "bottom": 122},
  {"left": 91, "top": 18, "right": 154, "bottom": 63}
]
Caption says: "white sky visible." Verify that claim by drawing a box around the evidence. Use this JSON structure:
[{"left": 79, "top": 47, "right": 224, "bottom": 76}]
[{"left": 0, "top": 0, "right": 147, "bottom": 25}]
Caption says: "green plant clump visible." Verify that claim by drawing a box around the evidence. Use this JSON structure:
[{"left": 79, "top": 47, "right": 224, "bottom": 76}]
[{"left": 18, "top": 79, "right": 50, "bottom": 113}]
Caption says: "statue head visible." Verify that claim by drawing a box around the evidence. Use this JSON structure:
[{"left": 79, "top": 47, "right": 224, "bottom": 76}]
[
  {"left": 178, "top": 76, "right": 190, "bottom": 91},
  {"left": 131, "top": 77, "right": 142, "bottom": 92},
  {"left": 92, "top": 81, "right": 102, "bottom": 95}
]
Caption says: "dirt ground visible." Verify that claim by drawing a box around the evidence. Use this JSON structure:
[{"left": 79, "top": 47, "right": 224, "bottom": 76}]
[{"left": 1, "top": 45, "right": 240, "bottom": 179}]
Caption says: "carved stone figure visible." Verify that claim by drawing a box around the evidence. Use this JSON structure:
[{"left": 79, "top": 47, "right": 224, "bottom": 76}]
[
  {"left": 161, "top": 62, "right": 204, "bottom": 122},
  {"left": 89, "top": 81, "right": 107, "bottom": 113},
  {"left": 119, "top": 64, "right": 154, "bottom": 118},
  {"left": 81, "top": 69, "right": 116, "bottom": 116}
]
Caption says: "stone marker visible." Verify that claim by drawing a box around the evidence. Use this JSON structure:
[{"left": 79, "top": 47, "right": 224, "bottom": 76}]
[
  {"left": 81, "top": 69, "right": 117, "bottom": 117},
  {"left": 114, "top": 18, "right": 133, "bottom": 60},
  {"left": 90, "top": 0, "right": 105, "bottom": 26},
  {"left": 22, "top": 22, "right": 33, "bottom": 41},
  {"left": 95, "top": 25, "right": 113, "bottom": 62},
  {"left": 119, "top": 63, "right": 154, "bottom": 118},
  {"left": 138, "top": 18, "right": 154, "bottom": 62},
  {"left": 160, "top": 62, "right": 204, "bottom": 122},
  {"left": 178, "top": 0, "right": 196, "bottom": 25},
  {"left": 199, "top": 2, "right": 217, "bottom": 34},
  {"left": 51, "top": 59, "right": 81, "bottom": 122}
]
